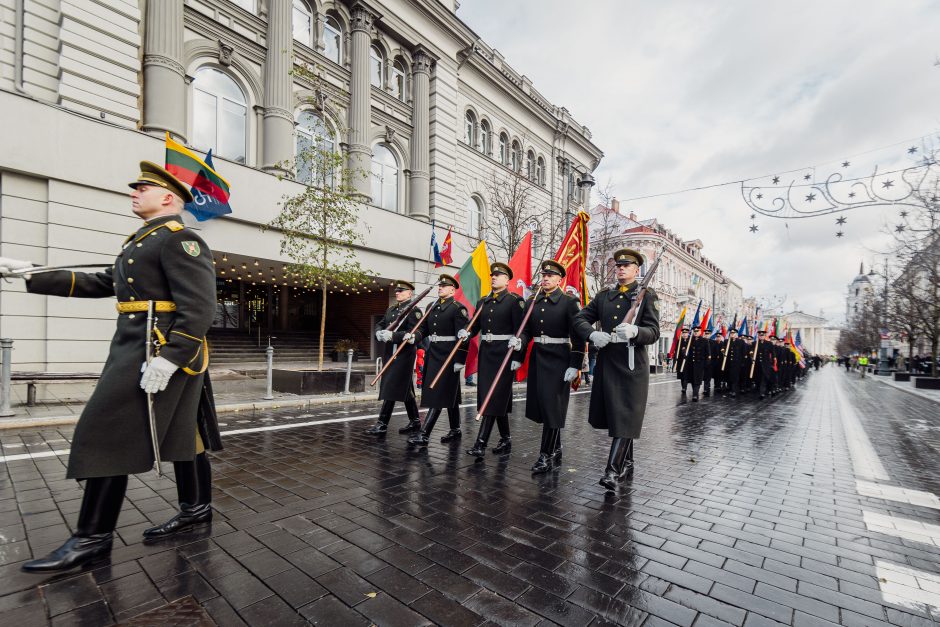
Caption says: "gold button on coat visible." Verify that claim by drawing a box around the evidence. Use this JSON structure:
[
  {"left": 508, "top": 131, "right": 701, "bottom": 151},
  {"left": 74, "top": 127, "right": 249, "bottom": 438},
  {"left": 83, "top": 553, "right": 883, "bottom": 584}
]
[{"left": 127, "top": 277, "right": 134, "bottom": 283}]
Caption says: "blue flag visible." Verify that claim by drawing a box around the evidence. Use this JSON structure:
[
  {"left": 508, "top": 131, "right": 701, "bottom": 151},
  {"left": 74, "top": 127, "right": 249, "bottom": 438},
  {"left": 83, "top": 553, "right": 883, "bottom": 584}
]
[
  {"left": 430, "top": 220, "right": 443, "bottom": 267},
  {"left": 185, "top": 149, "right": 233, "bottom": 221},
  {"left": 738, "top": 316, "right": 748, "bottom": 336},
  {"left": 690, "top": 300, "right": 702, "bottom": 329}
]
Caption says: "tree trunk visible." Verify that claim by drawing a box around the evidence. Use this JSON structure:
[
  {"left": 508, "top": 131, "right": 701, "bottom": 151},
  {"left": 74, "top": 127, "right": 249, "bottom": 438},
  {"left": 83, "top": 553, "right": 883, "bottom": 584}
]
[
  {"left": 318, "top": 277, "right": 327, "bottom": 372},
  {"left": 908, "top": 335, "right": 915, "bottom": 372},
  {"left": 932, "top": 335, "right": 938, "bottom": 378}
]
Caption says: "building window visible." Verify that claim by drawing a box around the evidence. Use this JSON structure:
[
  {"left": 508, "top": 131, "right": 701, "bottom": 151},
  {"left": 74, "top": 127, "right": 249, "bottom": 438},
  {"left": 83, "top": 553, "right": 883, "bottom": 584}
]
[
  {"left": 391, "top": 58, "right": 406, "bottom": 100},
  {"left": 526, "top": 150, "right": 535, "bottom": 179},
  {"left": 229, "top": 0, "right": 256, "bottom": 13},
  {"left": 371, "top": 144, "right": 398, "bottom": 212},
  {"left": 370, "top": 45, "right": 384, "bottom": 88},
  {"left": 323, "top": 16, "right": 342, "bottom": 64},
  {"left": 568, "top": 171, "right": 576, "bottom": 200},
  {"left": 511, "top": 140, "right": 521, "bottom": 172},
  {"left": 480, "top": 120, "right": 491, "bottom": 156},
  {"left": 464, "top": 110, "right": 476, "bottom": 147},
  {"left": 536, "top": 156, "right": 545, "bottom": 186},
  {"left": 192, "top": 67, "right": 247, "bottom": 164},
  {"left": 295, "top": 110, "right": 334, "bottom": 185},
  {"left": 498, "top": 133, "right": 508, "bottom": 165},
  {"left": 468, "top": 196, "right": 483, "bottom": 237},
  {"left": 292, "top": 0, "right": 313, "bottom": 47}
]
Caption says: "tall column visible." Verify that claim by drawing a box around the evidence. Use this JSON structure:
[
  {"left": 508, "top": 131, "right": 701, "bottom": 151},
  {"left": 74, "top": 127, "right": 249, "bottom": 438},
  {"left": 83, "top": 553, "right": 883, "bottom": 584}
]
[
  {"left": 408, "top": 45, "right": 432, "bottom": 221},
  {"left": 263, "top": 0, "right": 294, "bottom": 174},
  {"left": 347, "top": 3, "right": 378, "bottom": 200},
  {"left": 142, "top": 0, "right": 186, "bottom": 140}
]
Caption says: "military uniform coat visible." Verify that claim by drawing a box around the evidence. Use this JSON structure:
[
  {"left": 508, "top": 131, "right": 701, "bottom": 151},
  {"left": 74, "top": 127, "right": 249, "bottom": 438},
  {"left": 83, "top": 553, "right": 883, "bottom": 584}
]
[
  {"left": 722, "top": 337, "right": 747, "bottom": 381},
  {"left": 467, "top": 289, "right": 525, "bottom": 415},
  {"left": 685, "top": 336, "right": 709, "bottom": 386},
  {"left": 675, "top": 335, "right": 691, "bottom": 383},
  {"left": 375, "top": 300, "right": 422, "bottom": 402},
  {"left": 573, "top": 283, "right": 660, "bottom": 439},
  {"left": 418, "top": 297, "right": 469, "bottom": 408},
  {"left": 753, "top": 339, "right": 776, "bottom": 380},
  {"left": 26, "top": 215, "right": 216, "bottom": 480},
  {"left": 519, "top": 289, "right": 583, "bottom": 428}
]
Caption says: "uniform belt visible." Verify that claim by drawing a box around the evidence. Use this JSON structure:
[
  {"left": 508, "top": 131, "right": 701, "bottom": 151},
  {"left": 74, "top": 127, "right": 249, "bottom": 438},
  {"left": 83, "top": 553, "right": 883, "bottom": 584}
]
[
  {"left": 532, "top": 335, "right": 569, "bottom": 345},
  {"left": 482, "top": 333, "right": 512, "bottom": 342},
  {"left": 428, "top": 334, "right": 457, "bottom": 342},
  {"left": 116, "top": 301, "right": 177, "bottom": 313}
]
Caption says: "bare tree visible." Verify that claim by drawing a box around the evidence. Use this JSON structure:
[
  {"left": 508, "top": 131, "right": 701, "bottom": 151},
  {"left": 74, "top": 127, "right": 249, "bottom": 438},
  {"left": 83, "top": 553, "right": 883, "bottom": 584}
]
[
  {"left": 474, "top": 168, "right": 541, "bottom": 262},
  {"left": 586, "top": 180, "right": 624, "bottom": 294}
]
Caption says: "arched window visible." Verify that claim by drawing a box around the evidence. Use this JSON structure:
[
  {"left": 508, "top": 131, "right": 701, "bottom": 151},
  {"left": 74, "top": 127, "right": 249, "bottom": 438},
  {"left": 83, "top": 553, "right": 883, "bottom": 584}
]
[
  {"left": 498, "top": 133, "right": 508, "bottom": 165},
  {"left": 292, "top": 0, "right": 313, "bottom": 47},
  {"left": 480, "top": 120, "right": 491, "bottom": 156},
  {"left": 371, "top": 144, "right": 398, "bottom": 212},
  {"left": 464, "top": 110, "right": 476, "bottom": 147},
  {"left": 370, "top": 45, "right": 384, "bottom": 88},
  {"left": 192, "top": 67, "right": 247, "bottom": 164},
  {"left": 536, "top": 156, "right": 545, "bottom": 186},
  {"left": 295, "top": 110, "right": 334, "bottom": 185},
  {"left": 526, "top": 150, "right": 535, "bottom": 179},
  {"left": 323, "top": 15, "right": 342, "bottom": 64},
  {"left": 390, "top": 58, "right": 406, "bottom": 100},
  {"left": 510, "top": 140, "right": 521, "bottom": 172},
  {"left": 468, "top": 196, "right": 483, "bottom": 237}
]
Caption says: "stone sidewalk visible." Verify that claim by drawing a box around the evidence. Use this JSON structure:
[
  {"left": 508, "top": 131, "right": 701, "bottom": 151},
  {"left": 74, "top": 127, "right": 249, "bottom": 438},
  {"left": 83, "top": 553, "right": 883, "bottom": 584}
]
[{"left": 1, "top": 367, "right": 939, "bottom": 625}]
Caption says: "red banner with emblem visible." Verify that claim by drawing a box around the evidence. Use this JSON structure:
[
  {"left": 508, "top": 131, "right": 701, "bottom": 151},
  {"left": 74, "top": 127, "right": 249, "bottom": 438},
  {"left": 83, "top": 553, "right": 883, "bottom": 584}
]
[{"left": 554, "top": 209, "right": 590, "bottom": 307}]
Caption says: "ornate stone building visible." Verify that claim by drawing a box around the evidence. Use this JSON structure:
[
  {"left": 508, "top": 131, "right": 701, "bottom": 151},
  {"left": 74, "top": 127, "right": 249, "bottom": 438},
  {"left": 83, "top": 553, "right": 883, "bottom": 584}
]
[{"left": 0, "top": 0, "right": 602, "bottom": 369}]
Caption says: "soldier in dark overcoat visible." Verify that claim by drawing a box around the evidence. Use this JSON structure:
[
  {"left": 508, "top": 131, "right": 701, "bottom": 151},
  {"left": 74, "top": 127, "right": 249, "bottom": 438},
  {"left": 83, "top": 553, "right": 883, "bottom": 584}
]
[
  {"left": 704, "top": 331, "right": 722, "bottom": 396},
  {"left": 675, "top": 327, "right": 691, "bottom": 391},
  {"left": 754, "top": 330, "right": 777, "bottom": 399},
  {"left": 573, "top": 248, "right": 660, "bottom": 490},
  {"left": 366, "top": 280, "right": 423, "bottom": 435},
  {"left": 721, "top": 329, "right": 746, "bottom": 398},
  {"left": 463, "top": 263, "right": 524, "bottom": 457},
  {"left": 0, "top": 162, "right": 218, "bottom": 572},
  {"left": 519, "top": 260, "right": 584, "bottom": 474},
  {"left": 684, "top": 327, "right": 710, "bottom": 401},
  {"left": 408, "top": 274, "right": 469, "bottom": 447}
]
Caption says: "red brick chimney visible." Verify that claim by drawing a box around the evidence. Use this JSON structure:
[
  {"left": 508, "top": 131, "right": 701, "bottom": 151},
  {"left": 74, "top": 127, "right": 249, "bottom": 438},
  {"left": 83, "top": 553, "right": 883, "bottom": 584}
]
[
  {"left": 628, "top": 211, "right": 637, "bottom": 221},
  {"left": 611, "top": 198, "right": 620, "bottom": 213}
]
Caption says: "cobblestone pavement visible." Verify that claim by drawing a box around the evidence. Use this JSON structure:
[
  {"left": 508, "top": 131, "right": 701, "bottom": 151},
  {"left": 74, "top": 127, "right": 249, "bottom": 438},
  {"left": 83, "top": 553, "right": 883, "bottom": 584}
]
[{"left": 1, "top": 367, "right": 939, "bottom": 626}]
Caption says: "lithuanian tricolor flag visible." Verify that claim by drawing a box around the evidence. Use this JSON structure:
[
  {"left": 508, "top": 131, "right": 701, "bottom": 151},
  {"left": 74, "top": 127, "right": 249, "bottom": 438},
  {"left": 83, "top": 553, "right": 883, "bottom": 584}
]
[
  {"left": 454, "top": 241, "right": 491, "bottom": 376},
  {"left": 164, "top": 133, "right": 233, "bottom": 221}
]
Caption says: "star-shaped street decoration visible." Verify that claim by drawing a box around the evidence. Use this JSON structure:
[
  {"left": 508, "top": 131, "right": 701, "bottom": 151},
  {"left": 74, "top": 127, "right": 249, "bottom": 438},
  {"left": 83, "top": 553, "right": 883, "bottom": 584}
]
[
  {"left": 749, "top": 224, "right": 759, "bottom": 233},
  {"left": 805, "top": 193, "right": 816, "bottom": 202},
  {"left": 803, "top": 174, "right": 812, "bottom": 181},
  {"left": 931, "top": 196, "right": 938, "bottom": 203},
  {"left": 772, "top": 176, "right": 780, "bottom": 184},
  {"left": 881, "top": 180, "right": 894, "bottom": 189},
  {"left": 750, "top": 213, "right": 756, "bottom": 220},
  {"left": 900, "top": 210, "right": 908, "bottom": 218},
  {"left": 908, "top": 146, "right": 918, "bottom": 154},
  {"left": 836, "top": 231, "right": 844, "bottom": 238},
  {"left": 836, "top": 216, "right": 847, "bottom": 225},
  {"left": 756, "top": 193, "right": 763, "bottom": 199},
  {"left": 895, "top": 224, "right": 906, "bottom": 232},
  {"left": 848, "top": 192, "right": 856, "bottom": 198},
  {"left": 842, "top": 161, "right": 850, "bottom": 168}
]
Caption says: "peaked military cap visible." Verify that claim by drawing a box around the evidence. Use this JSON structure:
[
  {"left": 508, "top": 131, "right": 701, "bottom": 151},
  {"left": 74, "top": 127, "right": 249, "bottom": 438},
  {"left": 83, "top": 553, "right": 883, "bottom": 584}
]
[
  {"left": 129, "top": 161, "right": 194, "bottom": 203},
  {"left": 438, "top": 274, "right": 459, "bottom": 288},
  {"left": 393, "top": 280, "right": 415, "bottom": 291},
  {"left": 757, "top": 329, "right": 767, "bottom": 334},
  {"left": 539, "top": 259, "right": 566, "bottom": 277},
  {"left": 613, "top": 248, "right": 644, "bottom": 266},
  {"left": 490, "top": 262, "right": 513, "bottom": 279},
  {"left": 729, "top": 328, "right": 739, "bottom": 334},
  {"left": 681, "top": 326, "right": 691, "bottom": 332}
]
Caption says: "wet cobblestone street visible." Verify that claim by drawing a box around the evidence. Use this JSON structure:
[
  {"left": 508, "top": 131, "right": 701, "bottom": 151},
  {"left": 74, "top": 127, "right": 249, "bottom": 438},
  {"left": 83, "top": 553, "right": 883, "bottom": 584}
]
[{"left": 1, "top": 367, "right": 939, "bottom": 626}]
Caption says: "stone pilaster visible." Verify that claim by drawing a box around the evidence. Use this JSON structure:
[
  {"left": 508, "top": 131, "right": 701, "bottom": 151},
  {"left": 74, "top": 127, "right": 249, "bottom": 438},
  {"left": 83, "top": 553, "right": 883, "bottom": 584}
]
[
  {"left": 347, "top": 2, "right": 378, "bottom": 200},
  {"left": 408, "top": 45, "right": 432, "bottom": 221},
  {"left": 262, "top": 0, "right": 294, "bottom": 174},
  {"left": 142, "top": 0, "right": 186, "bottom": 140}
]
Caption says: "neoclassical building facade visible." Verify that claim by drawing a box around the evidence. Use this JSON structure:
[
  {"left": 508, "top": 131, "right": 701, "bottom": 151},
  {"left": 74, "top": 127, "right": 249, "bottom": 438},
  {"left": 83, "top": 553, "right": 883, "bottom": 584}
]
[{"left": 0, "top": 0, "right": 602, "bottom": 369}]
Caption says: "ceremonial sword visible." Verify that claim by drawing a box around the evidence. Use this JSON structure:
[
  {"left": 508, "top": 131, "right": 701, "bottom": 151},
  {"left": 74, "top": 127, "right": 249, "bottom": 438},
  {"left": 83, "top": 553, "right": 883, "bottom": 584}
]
[
  {"left": 145, "top": 301, "right": 163, "bottom": 477},
  {"left": 2, "top": 263, "right": 112, "bottom": 277}
]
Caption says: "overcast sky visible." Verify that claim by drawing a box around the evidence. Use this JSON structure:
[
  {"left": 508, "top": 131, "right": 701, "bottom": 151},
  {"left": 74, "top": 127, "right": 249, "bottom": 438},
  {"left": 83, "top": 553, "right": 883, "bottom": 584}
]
[{"left": 456, "top": 0, "right": 940, "bottom": 323}]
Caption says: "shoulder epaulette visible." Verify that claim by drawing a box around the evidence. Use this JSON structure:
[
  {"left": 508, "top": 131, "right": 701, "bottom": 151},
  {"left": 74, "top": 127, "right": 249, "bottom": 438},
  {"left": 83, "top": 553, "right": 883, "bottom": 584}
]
[{"left": 165, "top": 220, "right": 185, "bottom": 232}]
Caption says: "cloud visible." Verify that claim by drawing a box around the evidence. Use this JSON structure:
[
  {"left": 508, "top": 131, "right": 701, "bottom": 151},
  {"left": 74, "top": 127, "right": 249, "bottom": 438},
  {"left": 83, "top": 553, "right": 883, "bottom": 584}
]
[{"left": 456, "top": 0, "right": 940, "bottom": 322}]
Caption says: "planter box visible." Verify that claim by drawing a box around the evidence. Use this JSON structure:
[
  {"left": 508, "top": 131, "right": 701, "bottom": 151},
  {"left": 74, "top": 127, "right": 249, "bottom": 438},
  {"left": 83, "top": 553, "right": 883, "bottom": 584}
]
[
  {"left": 272, "top": 369, "right": 365, "bottom": 395},
  {"left": 893, "top": 373, "right": 911, "bottom": 382},
  {"left": 914, "top": 377, "right": 940, "bottom": 390}
]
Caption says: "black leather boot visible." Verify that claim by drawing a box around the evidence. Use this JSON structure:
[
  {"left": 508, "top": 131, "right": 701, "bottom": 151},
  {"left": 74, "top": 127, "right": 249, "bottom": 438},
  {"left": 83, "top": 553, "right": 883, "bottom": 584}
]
[
  {"left": 365, "top": 400, "right": 393, "bottom": 434},
  {"left": 22, "top": 475, "right": 127, "bottom": 572},
  {"left": 399, "top": 397, "right": 421, "bottom": 433},
  {"left": 531, "top": 428, "right": 557, "bottom": 474},
  {"left": 144, "top": 453, "right": 213, "bottom": 540},
  {"left": 692, "top": 386, "right": 700, "bottom": 402},
  {"left": 599, "top": 439, "right": 628, "bottom": 491},
  {"left": 621, "top": 439, "right": 634, "bottom": 477},
  {"left": 408, "top": 409, "right": 440, "bottom": 447},
  {"left": 466, "top": 415, "right": 495, "bottom": 458},
  {"left": 441, "top": 406, "right": 461, "bottom": 442},
  {"left": 492, "top": 415, "right": 512, "bottom": 453},
  {"left": 553, "top": 430, "right": 563, "bottom": 464},
  {"left": 703, "top": 385, "right": 710, "bottom": 397}
]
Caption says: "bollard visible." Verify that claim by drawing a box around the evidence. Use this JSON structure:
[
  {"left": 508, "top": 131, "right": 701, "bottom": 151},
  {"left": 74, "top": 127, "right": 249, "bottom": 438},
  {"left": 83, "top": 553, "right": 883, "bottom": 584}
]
[
  {"left": 343, "top": 349, "right": 354, "bottom": 395},
  {"left": 263, "top": 343, "right": 274, "bottom": 400},
  {"left": 0, "top": 338, "right": 13, "bottom": 417}
]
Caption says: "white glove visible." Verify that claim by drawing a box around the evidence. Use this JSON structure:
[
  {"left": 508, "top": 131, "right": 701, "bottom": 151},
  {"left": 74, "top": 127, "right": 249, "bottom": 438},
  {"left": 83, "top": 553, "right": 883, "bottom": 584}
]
[
  {"left": 507, "top": 336, "right": 523, "bottom": 351},
  {"left": 457, "top": 329, "right": 469, "bottom": 341},
  {"left": 563, "top": 367, "right": 579, "bottom": 382},
  {"left": 510, "top": 360, "right": 522, "bottom": 371},
  {"left": 454, "top": 363, "right": 465, "bottom": 373},
  {"left": 590, "top": 331, "right": 611, "bottom": 348},
  {"left": 402, "top": 332, "right": 416, "bottom": 344},
  {"left": 376, "top": 329, "right": 393, "bottom": 342},
  {"left": 614, "top": 323, "right": 639, "bottom": 341},
  {"left": 140, "top": 356, "right": 178, "bottom": 394},
  {"left": 0, "top": 257, "right": 33, "bottom": 275}
]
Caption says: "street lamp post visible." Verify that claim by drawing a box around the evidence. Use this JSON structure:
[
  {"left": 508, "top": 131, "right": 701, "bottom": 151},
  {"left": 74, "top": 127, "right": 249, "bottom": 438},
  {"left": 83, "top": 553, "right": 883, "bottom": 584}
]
[
  {"left": 568, "top": 171, "right": 595, "bottom": 229},
  {"left": 877, "top": 257, "right": 891, "bottom": 375}
]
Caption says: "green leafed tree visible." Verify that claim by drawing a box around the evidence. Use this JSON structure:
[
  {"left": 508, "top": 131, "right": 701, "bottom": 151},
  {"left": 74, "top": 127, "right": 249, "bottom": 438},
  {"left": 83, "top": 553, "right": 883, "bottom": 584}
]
[{"left": 266, "top": 63, "right": 370, "bottom": 371}]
